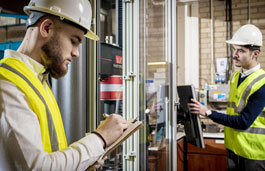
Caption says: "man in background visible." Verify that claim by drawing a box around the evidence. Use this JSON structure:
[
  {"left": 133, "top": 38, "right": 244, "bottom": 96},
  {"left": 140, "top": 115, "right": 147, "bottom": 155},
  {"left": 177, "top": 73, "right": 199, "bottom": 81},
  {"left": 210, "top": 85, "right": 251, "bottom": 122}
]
[{"left": 189, "top": 24, "right": 265, "bottom": 171}]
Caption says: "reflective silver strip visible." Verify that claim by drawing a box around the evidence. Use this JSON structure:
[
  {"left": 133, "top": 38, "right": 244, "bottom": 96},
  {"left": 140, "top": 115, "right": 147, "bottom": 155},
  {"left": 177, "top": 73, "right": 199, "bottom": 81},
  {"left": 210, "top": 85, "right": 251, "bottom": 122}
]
[
  {"left": 0, "top": 63, "right": 59, "bottom": 152},
  {"left": 260, "top": 112, "right": 265, "bottom": 118},
  {"left": 230, "top": 72, "right": 237, "bottom": 82},
  {"left": 227, "top": 102, "right": 239, "bottom": 113},
  {"left": 232, "top": 102, "right": 239, "bottom": 113},
  {"left": 231, "top": 74, "right": 265, "bottom": 113},
  {"left": 235, "top": 127, "right": 265, "bottom": 135},
  {"left": 234, "top": 111, "right": 265, "bottom": 134}
]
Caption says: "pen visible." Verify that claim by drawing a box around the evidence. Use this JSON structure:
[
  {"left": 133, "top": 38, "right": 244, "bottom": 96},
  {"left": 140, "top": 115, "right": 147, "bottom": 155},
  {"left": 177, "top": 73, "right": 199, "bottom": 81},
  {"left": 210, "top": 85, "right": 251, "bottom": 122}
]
[{"left": 103, "top": 113, "right": 109, "bottom": 119}]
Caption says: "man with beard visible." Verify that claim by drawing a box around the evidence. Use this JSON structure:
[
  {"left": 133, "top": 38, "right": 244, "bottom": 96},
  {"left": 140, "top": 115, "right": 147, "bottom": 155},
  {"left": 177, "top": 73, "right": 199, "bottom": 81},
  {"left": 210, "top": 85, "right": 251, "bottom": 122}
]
[
  {"left": 189, "top": 24, "right": 265, "bottom": 171},
  {"left": 0, "top": 0, "right": 128, "bottom": 170}
]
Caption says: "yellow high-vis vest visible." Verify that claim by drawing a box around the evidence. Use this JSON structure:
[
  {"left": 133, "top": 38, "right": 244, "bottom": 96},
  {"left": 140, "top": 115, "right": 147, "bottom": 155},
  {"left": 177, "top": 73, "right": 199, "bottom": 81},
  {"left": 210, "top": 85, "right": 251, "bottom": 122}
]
[
  {"left": 225, "top": 68, "right": 265, "bottom": 160},
  {"left": 0, "top": 57, "right": 67, "bottom": 153}
]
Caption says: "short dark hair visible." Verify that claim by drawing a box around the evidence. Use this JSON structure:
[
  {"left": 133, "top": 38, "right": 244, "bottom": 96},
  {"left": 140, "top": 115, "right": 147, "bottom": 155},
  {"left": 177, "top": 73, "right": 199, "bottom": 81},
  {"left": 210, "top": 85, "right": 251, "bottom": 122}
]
[{"left": 243, "top": 45, "right": 261, "bottom": 52}]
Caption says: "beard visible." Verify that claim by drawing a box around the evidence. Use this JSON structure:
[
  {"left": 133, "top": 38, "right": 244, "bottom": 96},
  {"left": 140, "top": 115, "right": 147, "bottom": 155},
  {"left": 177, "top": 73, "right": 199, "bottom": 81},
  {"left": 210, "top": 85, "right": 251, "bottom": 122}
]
[{"left": 41, "top": 34, "right": 68, "bottom": 79}]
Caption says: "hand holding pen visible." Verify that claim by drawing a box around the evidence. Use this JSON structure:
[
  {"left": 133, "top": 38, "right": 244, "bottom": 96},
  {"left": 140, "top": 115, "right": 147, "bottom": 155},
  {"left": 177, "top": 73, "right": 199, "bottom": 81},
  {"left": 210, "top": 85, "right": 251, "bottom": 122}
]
[
  {"left": 96, "top": 113, "right": 128, "bottom": 146},
  {"left": 102, "top": 113, "right": 110, "bottom": 119},
  {"left": 103, "top": 113, "right": 138, "bottom": 123}
]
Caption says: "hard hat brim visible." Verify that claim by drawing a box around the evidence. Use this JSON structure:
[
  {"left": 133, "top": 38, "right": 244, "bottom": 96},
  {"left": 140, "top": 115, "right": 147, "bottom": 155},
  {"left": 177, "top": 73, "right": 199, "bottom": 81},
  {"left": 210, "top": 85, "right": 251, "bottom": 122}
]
[
  {"left": 226, "top": 40, "right": 248, "bottom": 45},
  {"left": 85, "top": 30, "right": 99, "bottom": 41},
  {"left": 226, "top": 40, "right": 262, "bottom": 47}
]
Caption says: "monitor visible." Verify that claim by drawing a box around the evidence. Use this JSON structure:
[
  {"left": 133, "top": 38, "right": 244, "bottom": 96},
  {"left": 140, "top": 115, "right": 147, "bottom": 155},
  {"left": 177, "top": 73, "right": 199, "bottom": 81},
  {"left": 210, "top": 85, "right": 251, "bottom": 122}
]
[{"left": 177, "top": 85, "right": 205, "bottom": 148}]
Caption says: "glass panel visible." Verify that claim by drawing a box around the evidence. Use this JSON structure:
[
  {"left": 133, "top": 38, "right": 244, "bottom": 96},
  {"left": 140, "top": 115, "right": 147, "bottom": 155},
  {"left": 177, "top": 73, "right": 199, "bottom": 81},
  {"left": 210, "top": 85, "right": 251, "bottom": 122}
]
[
  {"left": 98, "top": 0, "right": 124, "bottom": 170},
  {"left": 139, "top": 0, "right": 172, "bottom": 170}
]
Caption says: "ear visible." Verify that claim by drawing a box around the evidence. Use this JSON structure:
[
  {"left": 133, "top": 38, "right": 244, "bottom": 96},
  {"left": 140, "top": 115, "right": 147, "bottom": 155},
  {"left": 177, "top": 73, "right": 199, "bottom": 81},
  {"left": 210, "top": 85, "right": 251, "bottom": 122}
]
[
  {"left": 39, "top": 18, "right": 54, "bottom": 38},
  {"left": 252, "top": 50, "right": 260, "bottom": 60}
]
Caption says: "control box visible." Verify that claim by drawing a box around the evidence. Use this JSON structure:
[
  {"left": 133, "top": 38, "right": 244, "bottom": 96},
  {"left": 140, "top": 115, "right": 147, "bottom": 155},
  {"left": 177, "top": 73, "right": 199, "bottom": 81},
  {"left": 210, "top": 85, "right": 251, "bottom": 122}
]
[{"left": 208, "top": 84, "right": 229, "bottom": 102}]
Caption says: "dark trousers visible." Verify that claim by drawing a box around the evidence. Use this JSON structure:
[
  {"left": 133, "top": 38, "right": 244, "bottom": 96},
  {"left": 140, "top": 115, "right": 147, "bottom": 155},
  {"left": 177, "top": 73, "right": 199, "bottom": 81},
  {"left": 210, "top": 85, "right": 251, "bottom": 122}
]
[{"left": 227, "top": 149, "right": 265, "bottom": 171}]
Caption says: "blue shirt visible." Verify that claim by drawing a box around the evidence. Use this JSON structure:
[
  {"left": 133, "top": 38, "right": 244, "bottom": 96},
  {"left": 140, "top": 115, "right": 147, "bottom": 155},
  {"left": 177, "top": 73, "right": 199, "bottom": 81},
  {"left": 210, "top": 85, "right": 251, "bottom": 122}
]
[{"left": 209, "top": 73, "right": 265, "bottom": 130}]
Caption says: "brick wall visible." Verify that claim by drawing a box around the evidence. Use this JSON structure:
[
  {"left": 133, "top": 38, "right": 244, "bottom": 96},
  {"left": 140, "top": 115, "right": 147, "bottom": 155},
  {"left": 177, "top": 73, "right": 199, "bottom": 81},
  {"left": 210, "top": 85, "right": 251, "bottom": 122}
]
[
  {"left": 199, "top": 0, "right": 265, "bottom": 88},
  {"left": 0, "top": 17, "right": 26, "bottom": 42},
  {"left": 0, "top": 25, "right": 26, "bottom": 42}
]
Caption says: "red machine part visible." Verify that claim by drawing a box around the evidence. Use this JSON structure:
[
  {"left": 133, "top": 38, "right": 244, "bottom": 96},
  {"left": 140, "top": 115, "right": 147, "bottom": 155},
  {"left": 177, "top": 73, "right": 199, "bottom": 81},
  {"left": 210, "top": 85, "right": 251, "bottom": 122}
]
[{"left": 100, "top": 75, "right": 123, "bottom": 100}]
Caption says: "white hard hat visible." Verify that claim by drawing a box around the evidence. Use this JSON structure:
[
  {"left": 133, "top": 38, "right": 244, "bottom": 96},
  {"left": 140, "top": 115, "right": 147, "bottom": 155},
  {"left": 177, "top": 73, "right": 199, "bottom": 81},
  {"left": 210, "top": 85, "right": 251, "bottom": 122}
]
[
  {"left": 226, "top": 24, "right": 263, "bottom": 47},
  {"left": 24, "top": 0, "right": 99, "bottom": 40}
]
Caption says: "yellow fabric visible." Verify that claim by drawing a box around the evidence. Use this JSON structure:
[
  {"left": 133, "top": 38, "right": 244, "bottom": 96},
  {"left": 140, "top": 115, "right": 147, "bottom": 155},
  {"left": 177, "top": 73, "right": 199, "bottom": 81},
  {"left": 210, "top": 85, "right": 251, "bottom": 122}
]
[
  {"left": 225, "top": 69, "right": 265, "bottom": 160},
  {"left": 0, "top": 57, "right": 67, "bottom": 152}
]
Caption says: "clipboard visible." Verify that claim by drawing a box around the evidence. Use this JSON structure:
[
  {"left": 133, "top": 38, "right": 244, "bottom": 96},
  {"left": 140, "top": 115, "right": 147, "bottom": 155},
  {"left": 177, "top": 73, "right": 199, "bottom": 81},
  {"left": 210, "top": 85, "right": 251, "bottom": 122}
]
[
  {"left": 88, "top": 118, "right": 143, "bottom": 169},
  {"left": 99, "top": 118, "right": 143, "bottom": 160}
]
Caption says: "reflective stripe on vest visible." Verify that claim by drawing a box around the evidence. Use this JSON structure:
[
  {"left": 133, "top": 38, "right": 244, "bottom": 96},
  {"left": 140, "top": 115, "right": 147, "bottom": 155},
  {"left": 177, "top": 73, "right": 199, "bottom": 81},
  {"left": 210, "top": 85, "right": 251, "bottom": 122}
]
[
  {"left": 225, "top": 69, "right": 265, "bottom": 160},
  {"left": 234, "top": 112, "right": 265, "bottom": 134},
  {"left": 227, "top": 73, "right": 265, "bottom": 113},
  {"left": 0, "top": 58, "right": 67, "bottom": 152}
]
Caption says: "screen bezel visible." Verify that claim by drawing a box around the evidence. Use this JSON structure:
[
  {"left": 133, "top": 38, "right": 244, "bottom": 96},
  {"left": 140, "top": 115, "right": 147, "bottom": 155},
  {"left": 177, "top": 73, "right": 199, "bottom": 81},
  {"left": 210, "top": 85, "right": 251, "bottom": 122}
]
[{"left": 177, "top": 85, "right": 205, "bottom": 148}]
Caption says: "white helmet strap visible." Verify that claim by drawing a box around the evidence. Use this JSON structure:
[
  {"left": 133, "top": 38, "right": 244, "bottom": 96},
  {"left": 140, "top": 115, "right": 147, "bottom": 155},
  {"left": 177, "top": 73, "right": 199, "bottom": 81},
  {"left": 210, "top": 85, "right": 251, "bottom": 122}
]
[{"left": 26, "top": 11, "right": 46, "bottom": 27}]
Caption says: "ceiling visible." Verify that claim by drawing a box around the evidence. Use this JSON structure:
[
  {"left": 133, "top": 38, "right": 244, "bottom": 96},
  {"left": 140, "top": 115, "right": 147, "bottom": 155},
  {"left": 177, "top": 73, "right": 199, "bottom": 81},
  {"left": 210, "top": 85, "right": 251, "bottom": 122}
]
[{"left": 0, "top": 0, "right": 30, "bottom": 14}]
